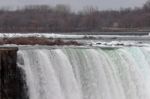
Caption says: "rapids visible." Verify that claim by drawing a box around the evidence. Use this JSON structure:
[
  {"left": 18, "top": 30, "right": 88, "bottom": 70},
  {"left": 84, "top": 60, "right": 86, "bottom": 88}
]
[{"left": 17, "top": 47, "right": 150, "bottom": 99}]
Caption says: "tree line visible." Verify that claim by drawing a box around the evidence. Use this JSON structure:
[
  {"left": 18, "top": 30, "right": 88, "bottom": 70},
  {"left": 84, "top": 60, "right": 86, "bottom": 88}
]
[{"left": 0, "top": 1, "right": 150, "bottom": 33}]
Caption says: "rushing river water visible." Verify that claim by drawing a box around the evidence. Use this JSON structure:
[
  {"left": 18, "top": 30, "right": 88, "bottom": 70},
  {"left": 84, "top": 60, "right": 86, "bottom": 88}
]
[{"left": 17, "top": 47, "right": 150, "bottom": 99}]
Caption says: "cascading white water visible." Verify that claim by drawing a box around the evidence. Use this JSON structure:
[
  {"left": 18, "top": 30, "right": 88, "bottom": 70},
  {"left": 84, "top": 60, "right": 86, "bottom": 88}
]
[{"left": 17, "top": 47, "right": 150, "bottom": 99}]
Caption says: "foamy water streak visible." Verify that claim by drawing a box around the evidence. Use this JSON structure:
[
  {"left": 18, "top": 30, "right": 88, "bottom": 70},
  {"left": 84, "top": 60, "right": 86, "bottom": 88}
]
[{"left": 17, "top": 47, "right": 150, "bottom": 99}]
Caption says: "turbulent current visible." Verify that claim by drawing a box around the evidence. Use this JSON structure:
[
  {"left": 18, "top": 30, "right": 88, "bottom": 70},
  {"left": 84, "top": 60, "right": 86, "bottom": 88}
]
[{"left": 17, "top": 47, "right": 150, "bottom": 99}]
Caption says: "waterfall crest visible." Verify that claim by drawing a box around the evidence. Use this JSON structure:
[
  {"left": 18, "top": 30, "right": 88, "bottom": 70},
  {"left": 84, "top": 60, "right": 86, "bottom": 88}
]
[{"left": 17, "top": 47, "right": 150, "bottom": 99}]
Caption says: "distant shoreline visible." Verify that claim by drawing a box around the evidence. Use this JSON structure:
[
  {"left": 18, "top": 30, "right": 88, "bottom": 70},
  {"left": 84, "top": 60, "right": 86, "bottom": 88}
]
[{"left": 0, "top": 32, "right": 149, "bottom": 35}]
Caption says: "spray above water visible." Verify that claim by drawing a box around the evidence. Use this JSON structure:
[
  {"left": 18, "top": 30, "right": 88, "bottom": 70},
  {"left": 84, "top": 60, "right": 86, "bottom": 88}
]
[{"left": 17, "top": 47, "right": 150, "bottom": 99}]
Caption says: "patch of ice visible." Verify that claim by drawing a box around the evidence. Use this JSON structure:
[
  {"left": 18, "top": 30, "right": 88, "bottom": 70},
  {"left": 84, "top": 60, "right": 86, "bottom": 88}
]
[{"left": 0, "top": 33, "right": 87, "bottom": 39}]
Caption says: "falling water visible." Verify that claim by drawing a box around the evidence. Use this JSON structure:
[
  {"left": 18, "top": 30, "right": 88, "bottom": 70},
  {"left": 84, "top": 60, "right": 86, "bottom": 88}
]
[{"left": 17, "top": 47, "right": 150, "bottom": 99}]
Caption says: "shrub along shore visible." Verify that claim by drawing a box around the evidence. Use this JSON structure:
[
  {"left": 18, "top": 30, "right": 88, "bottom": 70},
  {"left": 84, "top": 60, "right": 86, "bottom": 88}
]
[{"left": 0, "top": 37, "right": 82, "bottom": 45}]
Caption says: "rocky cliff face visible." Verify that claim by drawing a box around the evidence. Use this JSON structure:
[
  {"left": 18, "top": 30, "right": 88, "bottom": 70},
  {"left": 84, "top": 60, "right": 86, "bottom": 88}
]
[{"left": 0, "top": 47, "right": 28, "bottom": 99}]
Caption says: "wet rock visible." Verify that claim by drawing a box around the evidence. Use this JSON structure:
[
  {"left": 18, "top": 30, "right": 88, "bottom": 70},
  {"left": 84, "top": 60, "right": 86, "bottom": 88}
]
[{"left": 0, "top": 47, "right": 28, "bottom": 99}]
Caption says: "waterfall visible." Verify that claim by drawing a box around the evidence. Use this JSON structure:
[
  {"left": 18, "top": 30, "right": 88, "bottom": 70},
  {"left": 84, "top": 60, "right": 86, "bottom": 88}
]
[{"left": 17, "top": 47, "right": 150, "bottom": 99}]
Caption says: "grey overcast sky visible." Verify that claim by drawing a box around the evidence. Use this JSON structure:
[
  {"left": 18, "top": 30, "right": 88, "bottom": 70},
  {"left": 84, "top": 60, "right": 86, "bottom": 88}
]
[{"left": 0, "top": 0, "right": 148, "bottom": 11}]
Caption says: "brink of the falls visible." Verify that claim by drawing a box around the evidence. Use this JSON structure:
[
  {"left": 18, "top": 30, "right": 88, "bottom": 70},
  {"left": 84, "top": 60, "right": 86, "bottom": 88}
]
[{"left": 17, "top": 47, "right": 150, "bottom": 99}]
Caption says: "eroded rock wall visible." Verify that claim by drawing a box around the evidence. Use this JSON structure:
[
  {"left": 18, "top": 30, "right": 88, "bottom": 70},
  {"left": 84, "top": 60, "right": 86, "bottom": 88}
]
[{"left": 0, "top": 47, "right": 28, "bottom": 99}]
